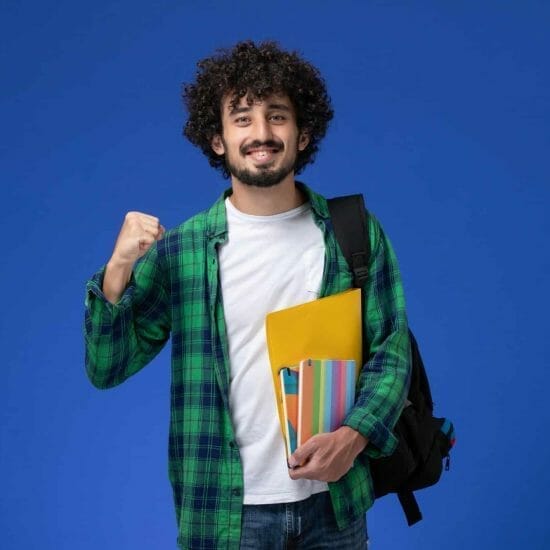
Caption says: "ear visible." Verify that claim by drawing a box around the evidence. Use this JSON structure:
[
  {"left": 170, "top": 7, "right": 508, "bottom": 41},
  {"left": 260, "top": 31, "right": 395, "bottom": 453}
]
[
  {"left": 298, "top": 131, "right": 310, "bottom": 151},
  {"left": 211, "top": 134, "right": 225, "bottom": 156}
]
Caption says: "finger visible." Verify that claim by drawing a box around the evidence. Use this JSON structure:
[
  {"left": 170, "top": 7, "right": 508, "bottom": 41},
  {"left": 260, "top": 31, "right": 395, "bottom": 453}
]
[
  {"left": 141, "top": 214, "right": 160, "bottom": 223},
  {"left": 156, "top": 225, "right": 166, "bottom": 240},
  {"left": 139, "top": 214, "right": 160, "bottom": 224},
  {"left": 125, "top": 213, "right": 159, "bottom": 229},
  {"left": 141, "top": 221, "right": 165, "bottom": 240},
  {"left": 140, "top": 219, "right": 162, "bottom": 232},
  {"left": 140, "top": 226, "right": 163, "bottom": 239},
  {"left": 288, "top": 462, "right": 319, "bottom": 481},
  {"left": 127, "top": 212, "right": 160, "bottom": 224},
  {"left": 289, "top": 439, "right": 317, "bottom": 469},
  {"left": 138, "top": 237, "right": 155, "bottom": 251},
  {"left": 139, "top": 222, "right": 163, "bottom": 238},
  {"left": 138, "top": 233, "right": 156, "bottom": 245},
  {"left": 137, "top": 225, "right": 165, "bottom": 249}
]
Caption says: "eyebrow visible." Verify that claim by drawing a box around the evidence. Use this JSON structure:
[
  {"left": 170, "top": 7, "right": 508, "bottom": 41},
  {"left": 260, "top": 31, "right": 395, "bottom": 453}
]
[{"left": 228, "top": 103, "right": 292, "bottom": 115}]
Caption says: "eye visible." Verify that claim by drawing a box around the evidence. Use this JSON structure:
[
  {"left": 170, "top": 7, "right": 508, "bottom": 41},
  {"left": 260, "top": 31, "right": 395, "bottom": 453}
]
[
  {"left": 270, "top": 114, "right": 287, "bottom": 123},
  {"left": 234, "top": 116, "right": 250, "bottom": 126}
]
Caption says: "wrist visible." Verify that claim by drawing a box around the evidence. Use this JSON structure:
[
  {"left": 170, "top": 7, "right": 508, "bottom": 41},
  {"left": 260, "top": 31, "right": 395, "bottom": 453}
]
[
  {"left": 107, "top": 255, "right": 135, "bottom": 272},
  {"left": 339, "top": 426, "right": 368, "bottom": 454},
  {"left": 103, "top": 258, "right": 134, "bottom": 304}
]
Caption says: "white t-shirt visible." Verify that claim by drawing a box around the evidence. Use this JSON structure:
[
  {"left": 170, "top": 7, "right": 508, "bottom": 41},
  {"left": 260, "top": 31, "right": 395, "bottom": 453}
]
[{"left": 219, "top": 197, "right": 328, "bottom": 504}]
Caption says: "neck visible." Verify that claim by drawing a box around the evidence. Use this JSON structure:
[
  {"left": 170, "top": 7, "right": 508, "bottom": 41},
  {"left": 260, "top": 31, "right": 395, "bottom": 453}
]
[{"left": 229, "top": 174, "right": 305, "bottom": 215}]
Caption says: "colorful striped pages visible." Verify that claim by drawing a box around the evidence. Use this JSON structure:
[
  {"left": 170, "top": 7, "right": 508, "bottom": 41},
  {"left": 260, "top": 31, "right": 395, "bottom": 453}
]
[
  {"left": 280, "top": 367, "right": 299, "bottom": 457},
  {"left": 279, "top": 359, "right": 356, "bottom": 456}
]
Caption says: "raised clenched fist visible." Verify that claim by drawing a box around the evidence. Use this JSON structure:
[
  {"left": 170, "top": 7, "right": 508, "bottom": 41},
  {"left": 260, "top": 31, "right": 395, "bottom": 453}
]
[
  {"left": 102, "top": 212, "right": 165, "bottom": 303},
  {"left": 110, "top": 212, "right": 166, "bottom": 267}
]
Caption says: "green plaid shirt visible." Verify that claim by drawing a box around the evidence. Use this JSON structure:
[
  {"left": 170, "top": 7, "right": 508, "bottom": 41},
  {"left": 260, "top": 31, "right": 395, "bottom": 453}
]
[{"left": 84, "top": 183, "right": 411, "bottom": 549}]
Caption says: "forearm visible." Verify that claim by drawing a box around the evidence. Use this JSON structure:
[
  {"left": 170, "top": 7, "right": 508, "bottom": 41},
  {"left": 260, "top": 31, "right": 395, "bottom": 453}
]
[
  {"left": 345, "top": 328, "right": 410, "bottom": 456},
  {"left": 103, "top": 258, "right": 134, "bottom": 304},
  {"left": 343, "top": 215, "right": 411, "bottom": 456}
]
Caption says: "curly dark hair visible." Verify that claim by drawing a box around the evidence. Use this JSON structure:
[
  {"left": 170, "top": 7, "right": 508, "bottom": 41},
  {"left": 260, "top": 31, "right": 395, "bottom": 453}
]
[{"left": 182, "top": 40, "right": 334, "bottom": 178}]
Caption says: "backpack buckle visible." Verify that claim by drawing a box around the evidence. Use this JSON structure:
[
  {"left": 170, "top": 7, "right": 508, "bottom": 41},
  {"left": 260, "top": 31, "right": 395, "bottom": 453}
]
[{"left": 352, "top": 265, "right": 369, "bottom": 287}]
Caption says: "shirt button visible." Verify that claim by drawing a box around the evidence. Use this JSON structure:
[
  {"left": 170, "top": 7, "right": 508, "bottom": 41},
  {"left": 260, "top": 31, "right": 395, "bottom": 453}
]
[
  {"left": 232, "top": 488, "right": 241, "bottom": 497},
  {"left": 229, "top": 441, "right": 235, "bottom": 448}
]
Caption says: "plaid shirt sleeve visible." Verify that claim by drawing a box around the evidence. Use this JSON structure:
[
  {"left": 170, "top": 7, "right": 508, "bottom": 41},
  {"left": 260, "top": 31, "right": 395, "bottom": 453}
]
[
  {"left": 84, "top": 243, "right": 171, "bottom": 389},
  {"left": 342, "top": 213, "right": 411, "bottom": 458}
]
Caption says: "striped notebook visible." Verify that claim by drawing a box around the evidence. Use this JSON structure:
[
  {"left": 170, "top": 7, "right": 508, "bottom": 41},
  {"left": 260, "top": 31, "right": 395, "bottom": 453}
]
[
  {"left": 280, "top": 359, "right": 356, "bottom": 456},
  {"left": 280, "top": 367, "right": 299, "bottom": 457}
]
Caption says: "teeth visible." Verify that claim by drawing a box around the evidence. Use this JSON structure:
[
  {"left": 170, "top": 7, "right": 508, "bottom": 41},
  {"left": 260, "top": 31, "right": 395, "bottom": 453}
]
[
  {"left": 250, "top": 150, "right": 271, "bottom": 159},
  {"left": 247, "top": 148, "right": 278, "bottom": 161}
]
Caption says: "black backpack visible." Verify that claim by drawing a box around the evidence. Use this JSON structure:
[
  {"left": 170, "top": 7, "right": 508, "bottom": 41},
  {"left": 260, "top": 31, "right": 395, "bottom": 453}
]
[{"left": 327, "top": 194, "right": 456, "bottom": 526}]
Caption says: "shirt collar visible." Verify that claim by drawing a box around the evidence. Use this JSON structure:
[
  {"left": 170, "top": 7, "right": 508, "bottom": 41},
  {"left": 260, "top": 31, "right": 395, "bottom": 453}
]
[
  {"left": 297, "top": 181, "right": 330, "bottom": 220},
  {"left": 205, "top": 181, "right": 329, "bottom": 240}
]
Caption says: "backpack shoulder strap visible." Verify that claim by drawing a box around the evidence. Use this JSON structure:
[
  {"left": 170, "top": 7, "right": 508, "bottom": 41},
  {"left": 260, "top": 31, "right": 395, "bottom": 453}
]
[
  {"left": 328, "top": 192, "right": 425, "bottom": 527},
  {"left": 327, "top": 194, "right": 371, "bottom": 287}
]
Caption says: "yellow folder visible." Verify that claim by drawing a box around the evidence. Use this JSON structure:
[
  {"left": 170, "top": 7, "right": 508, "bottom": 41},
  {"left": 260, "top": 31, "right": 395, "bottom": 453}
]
[{"left": 265, "top": 288, "right": 362, "bottom": 451}]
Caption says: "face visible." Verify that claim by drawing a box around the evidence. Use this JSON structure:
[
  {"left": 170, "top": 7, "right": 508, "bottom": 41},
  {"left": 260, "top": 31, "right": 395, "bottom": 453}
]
[{"left": 211, "top": 93, "right": 309, "bottom": 187}]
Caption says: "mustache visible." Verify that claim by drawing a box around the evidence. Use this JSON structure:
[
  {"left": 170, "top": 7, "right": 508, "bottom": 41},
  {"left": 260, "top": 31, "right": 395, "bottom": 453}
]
[{"left": 240, "top": 140, "right": 284, "bottom": 155}]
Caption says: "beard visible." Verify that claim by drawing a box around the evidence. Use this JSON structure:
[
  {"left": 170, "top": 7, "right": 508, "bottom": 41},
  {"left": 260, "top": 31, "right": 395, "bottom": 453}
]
[{"left": 223, "top": 138, "right": 297, "bottom": 188}]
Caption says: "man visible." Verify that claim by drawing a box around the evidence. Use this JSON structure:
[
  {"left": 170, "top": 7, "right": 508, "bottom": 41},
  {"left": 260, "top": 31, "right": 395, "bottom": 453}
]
[{"left": 84, "top": 40, "right": 411, "bottom": 549}]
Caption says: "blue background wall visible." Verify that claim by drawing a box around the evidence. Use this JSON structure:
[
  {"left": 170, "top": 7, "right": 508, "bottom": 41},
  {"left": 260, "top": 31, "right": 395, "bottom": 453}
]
[{"left": 1, "top": 1, "right": 549, "bottom": 548}]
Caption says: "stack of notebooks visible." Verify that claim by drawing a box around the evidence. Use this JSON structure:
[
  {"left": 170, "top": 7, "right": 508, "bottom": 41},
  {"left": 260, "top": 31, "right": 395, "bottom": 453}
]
[
  {"left": 280, "top": 359, "right": 357, "bottom": 456},
  {"left": 265, "top": 288, "right": 363, "bottom": 460}
]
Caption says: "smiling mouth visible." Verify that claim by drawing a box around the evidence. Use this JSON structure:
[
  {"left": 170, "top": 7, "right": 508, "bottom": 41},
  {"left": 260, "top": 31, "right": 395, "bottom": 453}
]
[{"left": 245, "top": 147, "right": 281, "bottom": 164}]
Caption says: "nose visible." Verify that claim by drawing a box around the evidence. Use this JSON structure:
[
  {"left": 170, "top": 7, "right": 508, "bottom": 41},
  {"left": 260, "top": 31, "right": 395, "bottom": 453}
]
[{"left": 253, "top": 117, "right": 273, "bottom": 142}]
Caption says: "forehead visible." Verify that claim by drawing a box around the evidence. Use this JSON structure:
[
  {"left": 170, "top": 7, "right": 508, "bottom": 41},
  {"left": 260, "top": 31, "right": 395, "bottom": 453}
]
[{"left": 221, "top": 92, "right": 294, "bottom": 114}]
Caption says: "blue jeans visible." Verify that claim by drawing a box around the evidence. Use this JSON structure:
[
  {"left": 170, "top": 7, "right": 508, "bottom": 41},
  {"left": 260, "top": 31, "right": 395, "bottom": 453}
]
[{"left": 240, "top": 491, "right": 368, "bottom": 549}]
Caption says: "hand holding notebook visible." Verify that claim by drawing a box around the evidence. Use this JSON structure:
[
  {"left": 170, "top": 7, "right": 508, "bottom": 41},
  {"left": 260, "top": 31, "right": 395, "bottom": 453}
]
[
  {"left": 280, "top": 358, "right": 356, "bottom": 457},
  {"left": 287, "top": 423, "right": 368, "bottom": 481}
]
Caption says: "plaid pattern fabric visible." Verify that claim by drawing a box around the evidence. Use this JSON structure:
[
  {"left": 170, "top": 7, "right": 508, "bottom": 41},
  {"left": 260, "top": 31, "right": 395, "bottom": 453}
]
[{"left": 84, "top": 183, "right": 411, "bottom": 549}]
